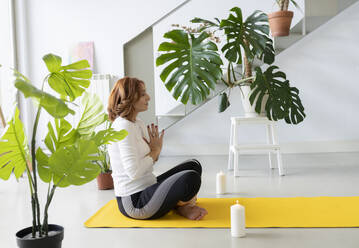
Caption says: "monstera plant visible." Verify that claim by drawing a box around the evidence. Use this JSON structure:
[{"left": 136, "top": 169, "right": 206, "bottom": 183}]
[
  {"left": 0, "top": 54, "right": 127, "bottom": 248},
  {"left": 156, "top": 7, "right": 305, "bottom": 124}
]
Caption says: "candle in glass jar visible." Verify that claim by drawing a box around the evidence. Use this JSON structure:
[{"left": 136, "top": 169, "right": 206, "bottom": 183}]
[
  {"left": 231, "top": 200, "right": 245, "bottom": 238},
  {"left": 216, "top": 170, "right": 226, "bottom": 194}
]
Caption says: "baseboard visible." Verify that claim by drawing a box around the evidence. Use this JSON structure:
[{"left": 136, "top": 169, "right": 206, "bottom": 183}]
[{"left": 161, "top": 140, "right": 359, "bottom": 156}]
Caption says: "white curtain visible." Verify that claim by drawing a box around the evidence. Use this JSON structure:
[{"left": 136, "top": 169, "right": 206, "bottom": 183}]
[{"left": 0, "top": 0, "right": 16, "bottom": 131}]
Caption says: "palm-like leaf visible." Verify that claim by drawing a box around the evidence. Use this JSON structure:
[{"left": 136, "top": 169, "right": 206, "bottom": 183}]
[
  {"left": 218, "top": 92, "right": 230, "bottom": 113},
  {"left": 220, "top": 8, "right": 271, "bottom": 64},
  {"left": 37, "top": 139, "right": 101, "bottom": 187},
  {"left": 156, "top": 29, "right": 223, "bottom": 105},
  {"left": 44, "top": 118, "right": 78, "bottom": 154},
  {"left": 15, "top": 79, "right": 75, "bottom": 118},
  {"left": 92, "top": 128, "right": 128, "bottom": 147},
  {"left": 190, "top": 17, "right": 220, "bottom": 31},
  {"left": 0, "top": 107, "right": 30, "bottom": 180},
  {"left": 250, "top": 66, "right": 305, "bottom": 124},
  {"left": 76, "top": 92, "right": 107, "bottom": 136},
  {"left": 43, "top": 54, "right": 92, "bottom": 101}
]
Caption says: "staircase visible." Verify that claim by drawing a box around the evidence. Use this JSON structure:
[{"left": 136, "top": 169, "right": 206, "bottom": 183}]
[
  {"left": 274, "top": 0, "right": 358, "bottom": 54},
  {"left": 124, "top": 0, "right": 358, "bottom": 130}
]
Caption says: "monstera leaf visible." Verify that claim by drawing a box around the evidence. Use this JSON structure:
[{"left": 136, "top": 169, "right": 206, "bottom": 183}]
[
  {"left": 0, "top": 107, "right": 30, "bottom": 180},
  {"left": 250, "top": 66, "right": 306, "bottom": 124},
  {"left": 220, "top": 8, "right": 270, "bottom": 64},
  {"left": 37, "top": 139, "right": 101, "bottom": 187},
  {"left": 156, "top": 29, "right": 223, "bottom": 105},
  {"left": 43, "top": 54, "right": 92, "bottom": 101},
  {"left": 218, "top": 92, "right": 230, "bottom": 113},
  {"left": 76, "top": 92, "right": 107, "bottom": 136},
  {"left": 15, "top": 79, "right": 75, "bottom": 118},
  {"left": 92, "top": 128, "right": 128, "bottom": 147},
  {"left": 44, "top": 118, "right": 78, "bottom": 154}
]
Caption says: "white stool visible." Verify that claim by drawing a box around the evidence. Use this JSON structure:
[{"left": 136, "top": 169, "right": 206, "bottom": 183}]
[{"left": 228, "top": 116, "right": 285, "bottom": 176}]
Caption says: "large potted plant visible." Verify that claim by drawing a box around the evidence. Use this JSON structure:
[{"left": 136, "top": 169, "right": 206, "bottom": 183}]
[
  {"left": 268, "top": 0, "right": 301, "bottom": 37},
  {"left": 156, "top": 7, "right": 305, "bottom": 124},
  {"left": 0, "top": 54, "right": 127, "bottom": 248}
]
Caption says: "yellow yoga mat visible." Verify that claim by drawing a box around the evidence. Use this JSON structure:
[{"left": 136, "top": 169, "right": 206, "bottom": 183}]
[{"left": 84, "top": 197, "right": 359, "bottom": 228}]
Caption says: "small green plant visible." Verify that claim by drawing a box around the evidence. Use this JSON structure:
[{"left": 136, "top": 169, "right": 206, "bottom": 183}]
[
  {"left": 275, "top": 0, "right": 301, "bottom": 11},
  {"left": 0, "top": 54, "right": 127, "bottom": 238}
]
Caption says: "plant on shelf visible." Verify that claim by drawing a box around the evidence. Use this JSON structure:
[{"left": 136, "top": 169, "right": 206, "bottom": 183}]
[
  {"left": 268, "top": 0, "right": 302, "bottom": 37},
  {"left": 156, "top": 6, "right": 305, "bottom": 124},
  {"left": 0, "top": 54, "right": 127, "bottom": 248}
]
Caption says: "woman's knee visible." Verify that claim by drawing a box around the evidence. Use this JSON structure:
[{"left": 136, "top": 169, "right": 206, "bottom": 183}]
[
  {"left": 188, "top": 159, "right": 202, "bottom": 176},
  {"left": 178, "top": 170, "right": 201, "bottom": 201}
]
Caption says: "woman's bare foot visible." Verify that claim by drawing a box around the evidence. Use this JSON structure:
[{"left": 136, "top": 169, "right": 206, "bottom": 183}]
[{"left": 176, "top": 205, "right": 208, "bottom": 220}]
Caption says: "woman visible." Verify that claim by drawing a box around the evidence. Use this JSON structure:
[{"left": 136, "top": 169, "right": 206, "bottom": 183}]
[{"left": 107, "top": 76, "right": 208, "bottom": 220}]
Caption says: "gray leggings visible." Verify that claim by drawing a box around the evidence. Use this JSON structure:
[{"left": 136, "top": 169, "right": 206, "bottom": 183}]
[{"left": 116, "top": 159, "right": 202, "bottom": 219}]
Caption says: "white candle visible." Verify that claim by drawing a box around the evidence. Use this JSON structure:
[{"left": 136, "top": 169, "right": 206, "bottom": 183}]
[
  {"left": 231, "top": 200, "right": 246, "bottom": 238},
  {"left": 216, "top": 170, "right": 226, "bottom": 194}
]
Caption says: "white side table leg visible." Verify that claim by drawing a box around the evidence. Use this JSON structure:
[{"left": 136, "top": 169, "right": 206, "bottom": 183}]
[
  {"left": 277, "top": 149, "right": 285, "bottom": 176},
  {"left": 233, "top": 122, "right": 239, "bottom": 177},
  {"left": 271, "top": 123, "right": 285, "bottom": 176},
  {"left": 266, "top": 124, "right": 275, "bottom": 169},
  {"left": 234, "top": 149, "right": 239, "bottom": 177},
  {"left": 228, "top": 120, "right": 234, "bottom": 171}
]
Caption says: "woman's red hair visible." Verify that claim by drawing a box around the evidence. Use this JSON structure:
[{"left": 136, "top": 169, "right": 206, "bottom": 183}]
[{"left": 107, "top": 76, "right": 144, "bottom": 122}]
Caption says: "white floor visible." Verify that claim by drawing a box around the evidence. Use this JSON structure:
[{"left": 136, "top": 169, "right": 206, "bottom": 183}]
[{"left": 1, "top": 152, "right": 359, "bottom": 248}]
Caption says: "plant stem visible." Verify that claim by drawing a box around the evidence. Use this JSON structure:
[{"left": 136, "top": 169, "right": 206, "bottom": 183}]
[
  {"left": 284, "top": 0, "right": 289, "bottom": 11},
  {"left": 42, "top": 185, "right": 57, "bottom": 236},
  {"left": 233, "top": 76, "right": 255, "bottom": 86},
  {"left": 31, "top": 106, "right": 42, "bottom": 236},
  {"left": 31, "top": 195, "right": 36, "bottom": 237},
  {"left": 243, "top": 40, "right": 253, "bottom": 83}
]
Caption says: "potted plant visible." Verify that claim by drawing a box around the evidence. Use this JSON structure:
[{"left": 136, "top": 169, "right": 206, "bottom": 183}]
[
  {"left": 95, "top": 120, "right": 115, "bottom": 190},
  {"left": 0, "top": 54, "right": 127, "bottom": 248},
  {"left": 156, "top": 7, "right": 305, "bottom": 124},
  {"left": 268, "top": 0, "right": 301, "bottom": 37}
]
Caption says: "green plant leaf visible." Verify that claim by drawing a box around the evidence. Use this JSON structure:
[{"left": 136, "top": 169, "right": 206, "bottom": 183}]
[
  {"left": 36, "top": 147, "right": 52, "bottom": 183},
  {"left": 45, "top": 118, "right": 79, "bottom": 153},
  {"left": 92, "top": 128, "right": 128, "bottom": 147},
  {"left": 43, "top": 54, "right": 62, "bottom": 73},
  {"left": 43, "top": 53, "right": 92, "bottom": 101},
  {"left": 220, "top": 8, "right": 271, "bottom": 64},
  {"left": 190, "top": 17, "right": 220, "bottom": 30},
  {"left": 0, "top": 107, "right": 30, "bottom": 180},
  {"left": 156, "top": 29, "right": 223, "bottom": 105},
  {"left": 218, "top": 92, "right": 230, "bottom": 113},
  {"left": 48, "top": 138, "right": 101, "bottom": 187},
  {"left": 250, "top": 66, "right": 306, "bottom": 124},
  {"left": 15, "top": 79, "right": 75, "bottom": 118},
  {"left": 77, "top": 92, "right": 107, "bottom": 136}
]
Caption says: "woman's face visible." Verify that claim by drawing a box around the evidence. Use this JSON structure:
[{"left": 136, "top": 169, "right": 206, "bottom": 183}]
[{"left": 134, "top": 83, "right": 150, "bottom": 113}]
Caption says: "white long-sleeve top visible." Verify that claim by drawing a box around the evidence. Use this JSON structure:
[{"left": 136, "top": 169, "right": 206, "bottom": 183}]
[{"left": 108, "top": 117, "right": 156, "bottom": 197}]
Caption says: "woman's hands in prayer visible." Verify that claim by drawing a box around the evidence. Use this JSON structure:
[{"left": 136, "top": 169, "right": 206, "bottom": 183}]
[{"left": 144, "top": 123, "right": 164, "bottom": 162}]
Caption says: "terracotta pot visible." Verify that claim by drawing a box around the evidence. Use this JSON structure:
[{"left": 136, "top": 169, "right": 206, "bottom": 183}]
[
  {"left": 267, "top": 11, "right": 293, "bottom": 37},
  {"left": 96, "top": 171, "right": 114, "bottom": 190},
  {"left": 16, "top": 224, "right": 64, "bottom": 248}
]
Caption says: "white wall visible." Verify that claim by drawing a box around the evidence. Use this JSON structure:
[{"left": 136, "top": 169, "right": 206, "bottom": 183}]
[
  {"left": 161, "top": 1, "right": 359, "bottom": 155},
  {"left": 22, "top": 0, "right": 187, "bottom": 84},
  {"left": 16, "top": 0, "right": 186, "bottom": 140},
  {"left": 153, "top": 0, "right": 304, "bottom": 115}
]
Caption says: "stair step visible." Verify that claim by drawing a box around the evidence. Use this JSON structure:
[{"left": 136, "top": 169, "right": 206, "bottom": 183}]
[
  {"left": 231, "top": 144, "right": 280, "bottom": 151},
  {"left": 274, "top": 32, "right": 304, "bottom": 51}
]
